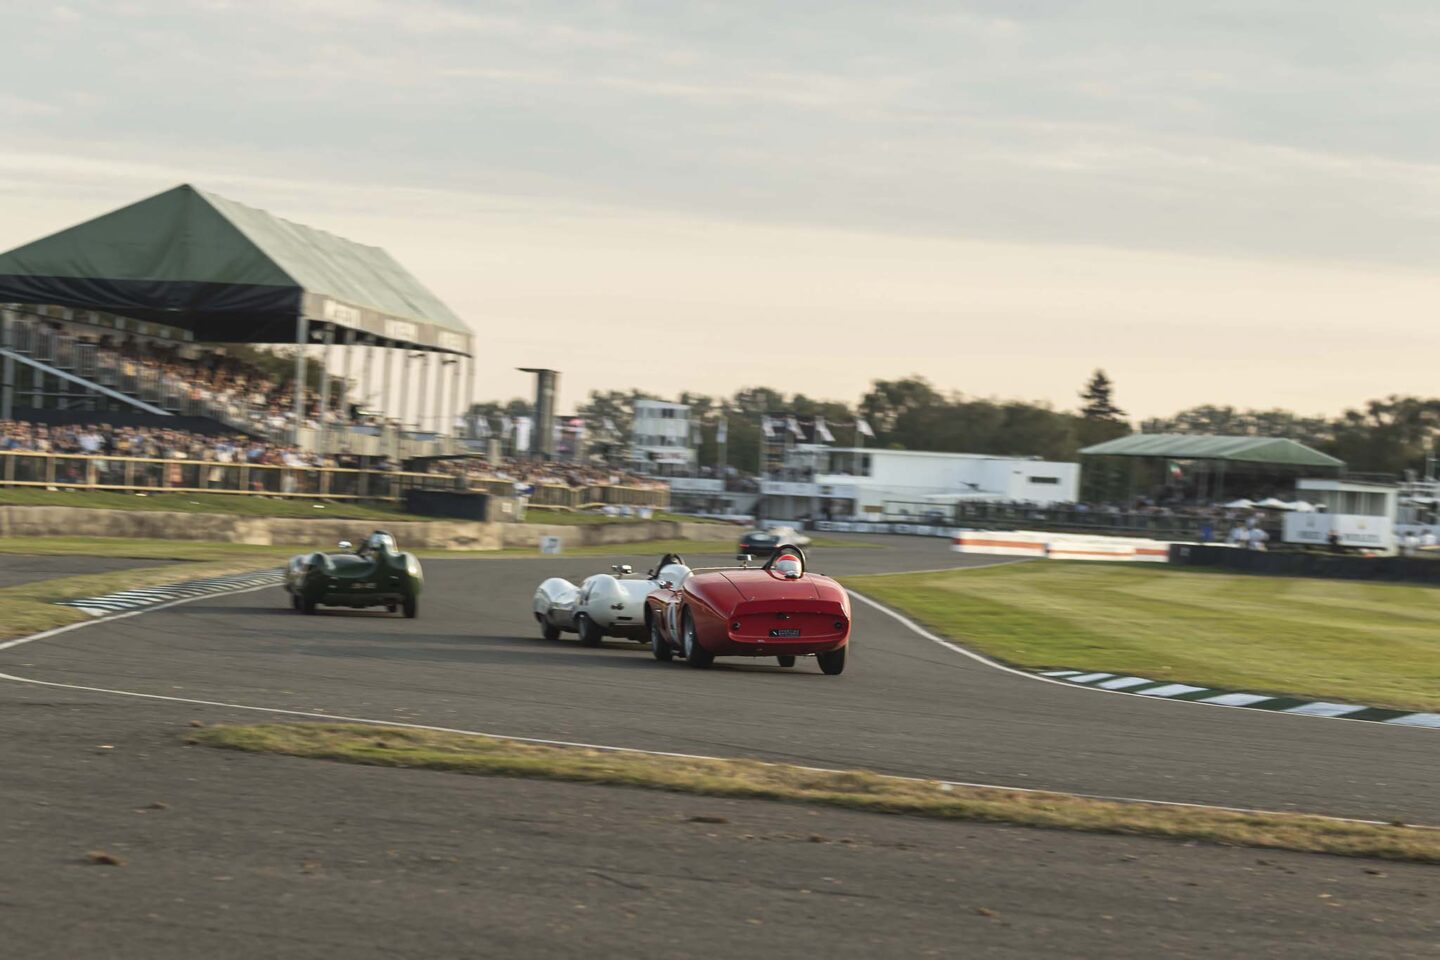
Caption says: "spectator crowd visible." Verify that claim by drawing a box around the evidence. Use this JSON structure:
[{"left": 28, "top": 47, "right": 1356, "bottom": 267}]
[{"left": 0, "top": 419, "right": 332, "bottom": 467}]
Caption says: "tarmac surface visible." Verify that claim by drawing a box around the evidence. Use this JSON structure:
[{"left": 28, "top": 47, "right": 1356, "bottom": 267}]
[
  {"left": 0, "top": 553, "right": 176, "bottom": 589},
  {"left": 2, "top": 537, "right": 1438, "bottom": 957}
]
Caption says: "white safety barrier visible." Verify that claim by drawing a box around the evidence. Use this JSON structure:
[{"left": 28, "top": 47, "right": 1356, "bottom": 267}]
[{"left": 952, "top": 530, "right": 1180, "bottom": 563}]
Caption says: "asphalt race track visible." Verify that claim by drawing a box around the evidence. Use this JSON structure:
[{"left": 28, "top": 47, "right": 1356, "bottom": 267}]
[{"left": 2, "top": 538, "right": 1438, "bottom": 958}]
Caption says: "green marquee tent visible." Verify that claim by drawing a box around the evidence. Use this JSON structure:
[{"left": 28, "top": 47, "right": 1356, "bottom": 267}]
[
  {"left": 1079, "top": 433, "right": 1344, "bottom": 469},
  {"left": 0, "top": 184, "right": 471, "bottom": 354}
]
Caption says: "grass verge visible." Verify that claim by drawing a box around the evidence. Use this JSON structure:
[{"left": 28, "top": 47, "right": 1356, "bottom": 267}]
[
  {"left": 842, "top": 562, "right": 1440, "bottom": 713},
  {"left": 0, "top": 488, "right": 423, "bottom": 521},
  {"left": 522, "top": 509, "right": 723, "bottom": 526},
  {"left": 0, "top": 554, "right": 293, "bottom": 640},
  {"left": 190, "top": 722, "right": 1440, "bottom": 864}
]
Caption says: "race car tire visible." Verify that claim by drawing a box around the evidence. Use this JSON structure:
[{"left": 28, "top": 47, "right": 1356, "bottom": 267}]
[
  {"left": 682, "top": 611, "right": 713, "bottom": 669},
  {"left": 575, "top": 613, "right": 602, "bottom": 647},
  {"left": 302, "top": 597, "right": 317, "bottom": 615},
  {"left": 290, "top": 593, "right": 301, "bottom": 611},
  {"left": 816, "top": 646, "right": 846, "bottom": 676},
  {"left": 403, "top": 597, "right": 418, "bottom": 619},
  {"left": 650, "top": 618, "right": 674, "bottom": 661},
  {"left": 776, "top": 655, "right": 796, "bottom": 668}
]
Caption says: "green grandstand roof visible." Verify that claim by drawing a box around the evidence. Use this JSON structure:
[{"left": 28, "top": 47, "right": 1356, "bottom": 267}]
[
  {"left": 0, "top": 184, "right": 470, "bottom": 352},
  {"left": 1079, "top": 433, "right": 1344, "bottom": 468}
]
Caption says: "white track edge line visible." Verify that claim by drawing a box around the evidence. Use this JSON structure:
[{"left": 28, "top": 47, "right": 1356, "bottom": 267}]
[{"left": 843, "top": 588, "right": 1435, "bottom": 733}]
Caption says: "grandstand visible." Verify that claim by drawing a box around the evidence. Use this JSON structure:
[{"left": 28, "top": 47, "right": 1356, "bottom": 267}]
[{"left": 0, "top": 184, "right": 474, "bottom": 461}]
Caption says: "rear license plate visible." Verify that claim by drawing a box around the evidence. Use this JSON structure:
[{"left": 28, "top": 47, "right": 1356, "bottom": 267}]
[
  {"left": 355, "top": 582, "right": 375, "bottom": 590},
  {"left": 769, "top": 628, "right": 801, "bottom": 638}
]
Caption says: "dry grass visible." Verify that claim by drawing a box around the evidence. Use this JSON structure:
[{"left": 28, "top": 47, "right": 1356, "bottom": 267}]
[{"left": 191, "top": 722, "right": 1440, "bottom": 864}]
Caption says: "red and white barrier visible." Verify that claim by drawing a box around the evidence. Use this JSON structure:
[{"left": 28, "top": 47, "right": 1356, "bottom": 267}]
[{"left": 952, "top": 531, "right": 1180, "bottom": 563}]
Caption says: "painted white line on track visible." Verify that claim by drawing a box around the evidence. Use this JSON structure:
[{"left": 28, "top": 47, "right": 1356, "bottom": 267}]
[
  {"left": 842, "top": 588, "right": 1440, "bottom": 734},
  {"left": 0, "top": 564, "right": 1434, "bottom": 830},
  {"left": 0, "top": 661, "right": 1429, "bottom": 831}
]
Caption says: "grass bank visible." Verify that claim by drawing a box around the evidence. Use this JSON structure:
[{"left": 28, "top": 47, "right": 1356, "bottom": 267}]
[
  {"left": 0, "top": 489, "right": 697, "bottom": 526},
  {"left": 0, "top": 553, "right": 294, "bottom": 640},
  {"left": 522, "top": 508, "right": 721, "bottom": 526},
  {"left": 190, "top": 722, "right": 1440, "bottom": 864},
  {"left": 0, "top": 488, "right": 421, "bottom": 521},
  {"left": 843, "top": 562, "right": 1440, "bottom": 713}
]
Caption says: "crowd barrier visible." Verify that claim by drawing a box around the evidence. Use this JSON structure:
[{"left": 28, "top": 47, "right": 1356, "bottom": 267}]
[
  {"left": 0, "top": 451, "right": 670, "bottom": 508},
  {"left": 952, "top": 530, "right": 1178, "bottom": 563},
  {"left": 1169, "top": 543, "right": 1440, "bottom": 584}
]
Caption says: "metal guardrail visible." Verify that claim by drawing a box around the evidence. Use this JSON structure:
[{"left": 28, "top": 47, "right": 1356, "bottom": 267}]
[
  {"left": 0, "top": 451, "right": 672, "bottom": 507},
  {"left": 0, "top": 451, "right": 453, "bottom": 500}
]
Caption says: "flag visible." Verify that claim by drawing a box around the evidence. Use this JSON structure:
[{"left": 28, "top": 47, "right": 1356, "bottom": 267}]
[
  {"left": 716, "top": 418, "right": 728, "bottom": 443},
  {"left": 855, "top": 417, "right": 875, "bottom": 439},
  {"left": 761, "top": 416, "right": 775, "bottom": 439},
  {"left": 786, "top": 415, "right": 803, "bottom": 438},
  {"left": 814, "top": 416, "right": 835, "bottom": 443},
  {"left": 1167, "top": 460, "right": 1184, "bottom": 480}
]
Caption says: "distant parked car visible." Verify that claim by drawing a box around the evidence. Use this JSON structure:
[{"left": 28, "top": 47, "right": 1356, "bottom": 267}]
[{"left": 738, "top": 530, "right": 781, "bottom": 556}]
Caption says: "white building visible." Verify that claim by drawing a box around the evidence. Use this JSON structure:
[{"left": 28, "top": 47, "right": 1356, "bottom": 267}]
[
  {"left": 1283, "top": 478, "right": 1397, "bottom": 551},
  {"left": 759, "top": 447, "right": 1078, "bottom": 521},
  {"left": 630, "top": 399, "right": 695, "bottom": 473}
]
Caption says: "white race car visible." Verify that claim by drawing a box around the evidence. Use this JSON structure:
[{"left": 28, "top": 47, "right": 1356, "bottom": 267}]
[{"left": 533, "top": 552, "right": 693, "bottom": 647}]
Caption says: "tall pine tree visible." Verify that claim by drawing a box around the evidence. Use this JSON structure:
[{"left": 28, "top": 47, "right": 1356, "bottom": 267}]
[{"left": 1080, "top": 369, "right": 1126, "bottom": 422}]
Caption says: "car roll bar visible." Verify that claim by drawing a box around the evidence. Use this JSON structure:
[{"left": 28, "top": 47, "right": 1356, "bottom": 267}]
[{"left": 761, "top": 544, "right": 808, "bottom": 573}]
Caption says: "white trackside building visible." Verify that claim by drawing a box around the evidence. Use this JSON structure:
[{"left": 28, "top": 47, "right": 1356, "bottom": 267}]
[{"left": 759, "top": 447, "right": 1078, "bottom": 521}]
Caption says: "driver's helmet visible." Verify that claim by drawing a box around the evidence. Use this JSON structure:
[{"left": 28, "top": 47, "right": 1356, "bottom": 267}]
[
  {"left": 773, "top": 554, "right": 803, "bottom": 579},
  {"left": 366, "top": 531, "right": 397, "bottom": 554}
]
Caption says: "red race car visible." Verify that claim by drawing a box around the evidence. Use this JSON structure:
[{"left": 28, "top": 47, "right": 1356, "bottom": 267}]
[{"left": 645, "top": 545, "right": 850, "bottom": 674}]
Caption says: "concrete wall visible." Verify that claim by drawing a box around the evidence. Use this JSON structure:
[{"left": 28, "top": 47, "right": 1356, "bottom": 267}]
[{"left": 0, "top": 505, "right": 738, "bottom": 552}]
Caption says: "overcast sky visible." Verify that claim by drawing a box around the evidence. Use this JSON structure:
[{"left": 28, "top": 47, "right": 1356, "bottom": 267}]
[{"left": 3, "top": 1, "right": 1438, "bottom": 418}]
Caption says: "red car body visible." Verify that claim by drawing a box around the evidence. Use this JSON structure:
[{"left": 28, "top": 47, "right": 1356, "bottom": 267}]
[{"left": 645, "top": 548, "right": 851, "bottom": 674}]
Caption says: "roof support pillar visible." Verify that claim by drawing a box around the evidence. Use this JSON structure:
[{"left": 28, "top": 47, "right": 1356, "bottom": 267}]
[
  {"left": 398, "top": 348, "right": 412, "bottom": 435},
  {"left": 463, "top": 353, "right": 475, "bottom": 440},
  {"left": 340, "top": 327, "right": 354, "bottom": 418},
  {"left": 316, "top": 325, "right": 333, "bottom": 457},
  {"left": 382, "top": 340, "right": 396, "bottom": 461},
  {"left": 449, "top": 355, "right": 461, "bottom": 441},
  {"left": 360, "top": 334, "right": 373, "bottom": 418},
  {"left": 1, "top": 309, "right": 14, "bottom": 420},
  {"left": 292, "top": 314, "right": 309, "bottom": 447},
  {"left": 419, "top": 352, "right": 432, "bottom": 434}
]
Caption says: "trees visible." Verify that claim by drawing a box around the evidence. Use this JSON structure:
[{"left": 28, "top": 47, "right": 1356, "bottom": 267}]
[
  {"left": 1079, "top": 369, "right": 1125, "bottom": 422},
  {"left": 468, "top": 374, "right": 1440, "bottom": 480}
]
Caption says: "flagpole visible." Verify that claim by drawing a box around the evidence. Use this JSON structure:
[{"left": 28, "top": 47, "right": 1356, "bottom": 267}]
[{"left": 718, "top": 415, "right": 728, "bottom": 477}]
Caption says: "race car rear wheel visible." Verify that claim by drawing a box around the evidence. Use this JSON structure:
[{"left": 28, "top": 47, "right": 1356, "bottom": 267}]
[
  {"left": 816, "top": 646, "right": 846, "bottom": 676},
  {"left": 575, "top": 613, "right": 602, "bottom": 647},
  {"left": 776, "top": 655, "right": 796, "bottom": 668},
  {"left": 682, "top": 612, "right": 713, "bottom": 669},
  {"left": 403, "top": 596, "right": 418, "bottom": 619},
  {"left": 650, "top": 618, "right": 673, "bottom": 662},
  {"left": 302, "top": 597, "right": 317, "bottom": 615}
]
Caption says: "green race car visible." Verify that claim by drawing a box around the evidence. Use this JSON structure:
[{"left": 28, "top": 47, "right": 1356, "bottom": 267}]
[{"left": 284, "top": 530, "right": 424, "bottom": 617}]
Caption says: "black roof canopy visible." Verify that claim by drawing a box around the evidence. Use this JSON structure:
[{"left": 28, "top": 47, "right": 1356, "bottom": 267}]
[{"left": 0, "top": 184, "right": 472, "bottom": 354}]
